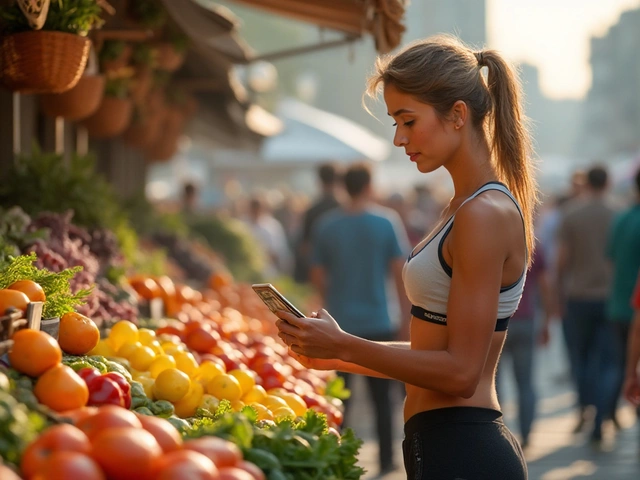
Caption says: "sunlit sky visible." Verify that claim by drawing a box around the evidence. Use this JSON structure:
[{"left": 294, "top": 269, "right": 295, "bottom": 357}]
[{"left": 488, "top": 0, "right": 640, "bottom": 99}]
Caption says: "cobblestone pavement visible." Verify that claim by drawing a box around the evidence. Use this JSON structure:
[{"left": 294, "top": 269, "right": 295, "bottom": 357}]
[{"left": 347, "top": 324, "right": 640, "bottom": 480}]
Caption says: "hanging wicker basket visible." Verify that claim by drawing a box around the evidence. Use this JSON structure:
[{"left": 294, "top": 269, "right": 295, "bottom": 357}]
[
  {"left": 81, "top": 96, "right": 133, "bottom": 139},
  {"left": 0, "top": 30, "right": 91, "bottom": 94},
  {"left": 40, "top": 74, "right": 106, "bottom": 120},
  {"left": 145, "top": 131, "right": 180, "bottom": 163},
  {"left": 123, "top": 110, "right": 164, "bottom": 149}
]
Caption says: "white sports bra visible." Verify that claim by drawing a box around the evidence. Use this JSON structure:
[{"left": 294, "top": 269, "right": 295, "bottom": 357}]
[{"left": 402, "top": 182, "right": 527, "bottom": 332}]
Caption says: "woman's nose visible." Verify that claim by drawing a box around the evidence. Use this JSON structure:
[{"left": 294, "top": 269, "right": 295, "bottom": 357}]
[{"left": 393, "top": 130, "right": 407, "bottom": 147}]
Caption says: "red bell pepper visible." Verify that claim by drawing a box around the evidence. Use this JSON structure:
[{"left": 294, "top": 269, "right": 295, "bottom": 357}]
[
  {"left": 102, "top": 372, "right": 132, "bottom": 409},
  {"left": 77, "top": 367, "right": 102, "bottom": 384},
  {"left": 86, "top": 375, "right": 126, "bottom": 408}
]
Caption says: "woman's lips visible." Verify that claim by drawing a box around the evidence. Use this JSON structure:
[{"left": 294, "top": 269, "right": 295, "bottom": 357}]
[{"left": 407, "top": 153, "right": 419, "bottom": 162}]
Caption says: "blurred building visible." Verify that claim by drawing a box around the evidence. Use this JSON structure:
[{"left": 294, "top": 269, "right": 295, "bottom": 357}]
[
  {"left": 578, "top": 8, "right": 640, "bottom": 159},
  {"left": 519, "top": 63, "right": 582, "bottom": 158}
]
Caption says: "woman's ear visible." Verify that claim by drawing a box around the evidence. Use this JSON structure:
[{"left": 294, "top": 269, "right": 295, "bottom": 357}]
[{"left": 451, "top": 100, "right": 468, "bottom": 130}]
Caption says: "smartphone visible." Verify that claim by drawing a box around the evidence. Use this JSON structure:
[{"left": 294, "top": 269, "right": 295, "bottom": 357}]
[{"left": 251, "top": 283, "right": 305, "bottom": 318}]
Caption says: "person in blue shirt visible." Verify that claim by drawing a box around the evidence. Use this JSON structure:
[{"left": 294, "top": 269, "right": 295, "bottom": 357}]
[{"left": 310, "top": 162, "right": 410, "bottom": 476}]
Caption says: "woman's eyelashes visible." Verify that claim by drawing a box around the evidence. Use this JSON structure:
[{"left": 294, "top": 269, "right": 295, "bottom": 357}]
[{"left": 392, "top": 120, "right": 414, "bottom": 127}]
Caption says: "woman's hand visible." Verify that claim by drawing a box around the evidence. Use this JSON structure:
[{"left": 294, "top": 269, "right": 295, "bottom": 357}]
[
  {"left": 288, "top": 351, "right": 340, "bottom": 371},
  {"left": 275, "top": 309, "right": 348, "bottom": 360}
]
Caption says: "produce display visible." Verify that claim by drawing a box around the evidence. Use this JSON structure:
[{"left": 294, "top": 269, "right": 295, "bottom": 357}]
[{"left": 0, "top": 248, "right": 365, "bottom": 479}]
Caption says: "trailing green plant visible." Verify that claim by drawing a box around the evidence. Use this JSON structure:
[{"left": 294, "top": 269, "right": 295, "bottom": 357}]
[
  {"left": 0, "top": 0, "right": 108, "bottom": 36},
  {"left": 99, "top": 39, "right": 127, "bottom": 62}
]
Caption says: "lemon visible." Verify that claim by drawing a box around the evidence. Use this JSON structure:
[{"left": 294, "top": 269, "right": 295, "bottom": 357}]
[
  {"left": 230, "top": 399, "right": 246, "bottom": 412},
  {"left": 137, "top": 328, "right": 157, "bottom": 345},
  {"left": 249, "top": 402, "right": 274, "bottom": 421},
  {"left": 148, "top": 340, "right": 165, "bottom": 356},
  {"left": 89, "top": 339, "right": 116, "bottom": 357},
  {"left": 206, "top": 373, "right": 242, "bottom": 401},
  {"left": 272, "top": 406, "right": 296, "bottom": 421},
  {"left": 174, "top": 351, "right": 199, "bottom": 377},
  {"left": 116, "top": 341, "right": 142, "bottom": 359},
  {"left": 279, "top": 392, "right": 308, "bottom": 417},
  {"left": 129, "top": 345, "right": 156, "bottom": 371},
  {"left": 241, "top": 385, "right": 267, "bottom": 404},
  {"left": 154, "top": 368, "right": 191, "bottom": 403},
  {"left": 137, "top": 376, "right": 156, "bottom": 400},
  {"left": 228, "top": 369, "right": 255, "bottom": 396},
  {"left": 195, "top": 361, "right": 225, "bottom": 384},
  {"left": 261, "top": 394, "right": 289, "bottom": 411},
  {"left": 108, "top": 321, "right": 139, "bottom": 351},
  {"left": 173, "top": 381, "right": 204, "bottom": 418},
  {"left": 149, "top": 354, "right": 177, "bottom": 379}
]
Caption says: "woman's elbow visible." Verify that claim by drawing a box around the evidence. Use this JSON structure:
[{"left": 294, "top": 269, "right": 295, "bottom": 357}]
[{"left": 448, "top": 370, "right": 481, "bottom": 399}]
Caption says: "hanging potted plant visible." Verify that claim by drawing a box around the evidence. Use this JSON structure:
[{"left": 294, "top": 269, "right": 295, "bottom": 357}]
[
  {"left": 80, "top": 69, "right": 133, "bottom": 138},
  {"left": 126, "top": 0, "right": 167, "bottom": 32},
  {"left": 98, "top": 39, "right": 132, "bottom": 74},
  {"left": 39, "top": 44, "right": 106, "bottom": 120},
  {"left": 0, "top": 0, "right": 110, "bottom": 94},
  {"left": 123, "top": 86, "right": 166, "bottom": 149},
  {"left": 129, "top": 42, "right": 157, "bottom": 105},
  {"left": 154, "top": 23, "right": 189, "bottom": 73}
]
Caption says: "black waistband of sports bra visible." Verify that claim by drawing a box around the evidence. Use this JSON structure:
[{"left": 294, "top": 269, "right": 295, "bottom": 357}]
[{"left": 411, "top": 305, "right": 510, "bottom": 331}]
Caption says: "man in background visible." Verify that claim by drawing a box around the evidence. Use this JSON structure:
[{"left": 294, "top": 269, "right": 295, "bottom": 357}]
[
  {"left": 556, "top": 165, "right": 617, "bottom": 442},
  {"left": 310, "top": 162, "right": 410, "bottom": 476},
  {"left": 293, "top": 162, "right": 343, "bottom": 284}
]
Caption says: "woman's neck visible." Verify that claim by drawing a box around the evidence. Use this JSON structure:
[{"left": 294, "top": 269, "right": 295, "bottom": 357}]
[{"left": 445, "top": 133, "right": 497, "bottom": 203}]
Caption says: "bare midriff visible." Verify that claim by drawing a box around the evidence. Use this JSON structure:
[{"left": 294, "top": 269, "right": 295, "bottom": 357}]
[{"left": 403, "top": 317, "right": 506, "bottom": 423}]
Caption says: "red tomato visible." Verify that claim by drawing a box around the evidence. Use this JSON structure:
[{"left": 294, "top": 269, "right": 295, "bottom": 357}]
[
  {"left": 235, "top": 461, "right": 266, "bottom": 480},
  {"left": 137, "top": 415, "right": 183, "bottom": 453},
  {"left": 155, "top": 450, "right": 219, "bottom": 480},
  {"left": 218, "top": 467, "right": 256, "bottom": 480},
  {"left": 31, "top": 451, "right": 105, "bottom": 480},
  {"left": 21, "top": 424, "right": 91, "bottom": 479},
  {"left": 183, "top": 437, "right": 242, "bottom": 468},
  {"left": 76, "top": 405, "right": 142, "bottom": 440}
]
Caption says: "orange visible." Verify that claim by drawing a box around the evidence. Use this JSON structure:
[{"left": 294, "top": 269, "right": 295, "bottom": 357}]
[
  {"left": 58, "top": 312, "right": 100, "bottom": 355},
  {"left": 8, "top": 280, "right": 46, "bottom": 302},
  {"left": 34, "top": 364, "right": 89, "bottom": 412},
  {"left": 0, "top": 288, "right": 30, "bottom": 316},
  {"left": 90, "top": 427, "right": 162, "bottom": 480},
  {"left": 20, "top": 424, "right": 91, "bottom": 479},
  {"left": 9, "top": 329, "right": 62, "bottom": 377},
  {"left": 129, "top": 276, "right": 162, "bottom": 301}
]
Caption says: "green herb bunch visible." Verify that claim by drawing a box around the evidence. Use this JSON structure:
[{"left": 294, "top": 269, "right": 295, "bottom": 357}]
[
  {"left": 184, "top": 405, "right": 365, "bottom": 479},
  {"left": 0, "top": 253, "right": 91, "bottom": 319},
  {"left": 0, "top": 0, "right": 108, "bottom": 36}
]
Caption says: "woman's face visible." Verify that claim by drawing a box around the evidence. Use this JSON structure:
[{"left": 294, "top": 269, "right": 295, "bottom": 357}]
[{"left": 383, "top": 84, "right": 461, "bottom": 173}]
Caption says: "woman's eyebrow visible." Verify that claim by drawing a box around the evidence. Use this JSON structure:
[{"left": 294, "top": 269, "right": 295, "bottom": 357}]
[{"left": 388, "top": 108, "right": 415, "bottom": 116}]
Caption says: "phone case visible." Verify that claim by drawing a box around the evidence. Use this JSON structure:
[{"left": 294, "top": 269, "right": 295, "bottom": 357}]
[{"left": 251, "top": 283, "right": 305, "bottom": 318}]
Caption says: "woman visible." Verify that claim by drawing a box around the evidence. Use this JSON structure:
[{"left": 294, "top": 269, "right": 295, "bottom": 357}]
[{"left": 276, "top": 35, "right": 537, "bottom": 479}]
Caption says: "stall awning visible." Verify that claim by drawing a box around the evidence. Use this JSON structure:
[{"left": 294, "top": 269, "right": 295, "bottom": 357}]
[{"left": 227, "top": 0, "right": 407, "bottom": 54}]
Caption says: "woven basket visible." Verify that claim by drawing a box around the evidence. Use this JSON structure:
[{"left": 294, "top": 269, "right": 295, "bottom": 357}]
[
  {"left": 0, "top": 30, "right": 91, "bottom": 94},
  {"left": 81, "top": 96, "right": 133, "bottom": 139},
  {"left": 40, "top": 74, "right": 106, "bottom": 120}
]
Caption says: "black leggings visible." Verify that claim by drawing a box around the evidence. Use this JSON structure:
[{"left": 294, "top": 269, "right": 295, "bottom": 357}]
[{"left": 402, "top": 407, "right": 527, "bottom": 480}]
